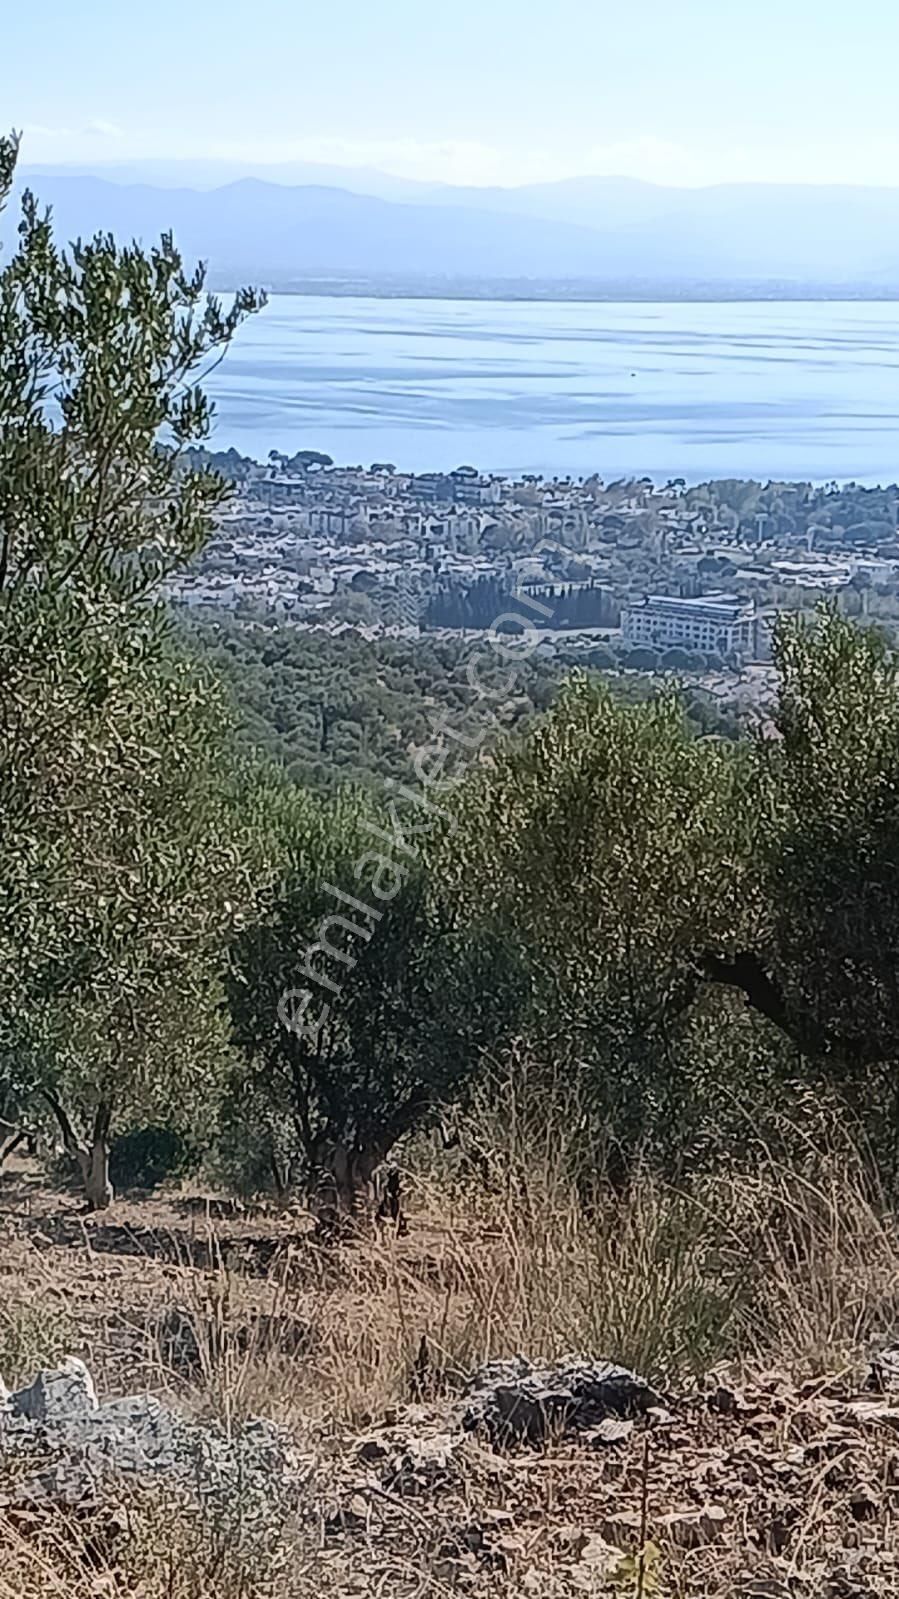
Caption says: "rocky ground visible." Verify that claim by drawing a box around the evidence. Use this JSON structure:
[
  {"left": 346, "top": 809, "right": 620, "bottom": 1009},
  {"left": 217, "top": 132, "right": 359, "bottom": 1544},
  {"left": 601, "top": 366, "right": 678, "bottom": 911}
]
[
  {"left": 315, "top": 1360, "right": 899, "bottom": 1597},
  {"left": 0, "top": 1163, "right": 897, "bottom": 1596}
]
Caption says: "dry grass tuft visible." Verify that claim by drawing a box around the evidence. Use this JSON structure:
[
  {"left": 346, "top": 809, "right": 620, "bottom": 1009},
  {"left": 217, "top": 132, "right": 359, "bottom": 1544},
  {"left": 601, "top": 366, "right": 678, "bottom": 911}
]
[
  {"left": 134, "top": 1141, "right": 899, "bottom": 1435},
  {"left": 0, "top": 1491, "right": 338, "bottom": 1599},
  {"left": 2, "top": 1125, "right": 899, "bottom": 1595}
]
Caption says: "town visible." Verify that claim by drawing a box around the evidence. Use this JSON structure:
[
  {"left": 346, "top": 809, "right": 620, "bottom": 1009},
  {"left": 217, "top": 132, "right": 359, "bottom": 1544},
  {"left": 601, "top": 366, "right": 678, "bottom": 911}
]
[{"left": 172, "top": 448, "right": 899, "bottom": 673}]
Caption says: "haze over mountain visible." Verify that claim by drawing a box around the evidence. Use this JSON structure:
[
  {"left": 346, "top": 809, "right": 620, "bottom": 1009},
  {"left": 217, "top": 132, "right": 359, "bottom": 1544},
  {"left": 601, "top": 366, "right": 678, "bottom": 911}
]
[
  {"left": 16, "top": 164, "right": 899, "bottom": 293},
  {"left": 21, "top": 159, "right": 434, "bottom": 202}
]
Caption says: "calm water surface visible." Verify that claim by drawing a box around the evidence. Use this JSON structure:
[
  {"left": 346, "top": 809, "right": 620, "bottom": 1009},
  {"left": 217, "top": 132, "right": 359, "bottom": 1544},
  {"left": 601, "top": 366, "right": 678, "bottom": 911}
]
[{"left": 205, "top": 296, "right": 899, "bottom": 482}]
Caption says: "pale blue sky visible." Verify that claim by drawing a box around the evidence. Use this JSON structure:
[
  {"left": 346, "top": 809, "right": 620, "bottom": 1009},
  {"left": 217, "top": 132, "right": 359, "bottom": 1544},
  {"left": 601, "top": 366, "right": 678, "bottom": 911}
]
[{"left": 4, "top": 0, "right": 899, "bottom": 186}]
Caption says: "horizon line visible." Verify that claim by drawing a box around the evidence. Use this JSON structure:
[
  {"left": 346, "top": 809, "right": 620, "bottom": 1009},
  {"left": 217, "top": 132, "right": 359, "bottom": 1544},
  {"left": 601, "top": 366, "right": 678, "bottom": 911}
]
[{"left": 18, "top": 160, "right": 899, "bottom": 197}]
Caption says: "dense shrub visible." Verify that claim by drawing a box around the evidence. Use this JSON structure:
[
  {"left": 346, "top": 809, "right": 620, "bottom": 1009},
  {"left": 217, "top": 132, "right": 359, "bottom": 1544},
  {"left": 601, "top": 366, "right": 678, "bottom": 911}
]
[{"left": 109, "top": 1127, "right": 199, "bottom": 1192}]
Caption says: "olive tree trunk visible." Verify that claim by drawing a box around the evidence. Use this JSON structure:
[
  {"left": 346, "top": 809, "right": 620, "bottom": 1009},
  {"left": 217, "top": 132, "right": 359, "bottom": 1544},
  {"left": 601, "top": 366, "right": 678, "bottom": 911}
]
[
  {"left": 309, "top": 1139, "right": 385, "bottom": 1233},
  {"left": 42, "top": 1092, "right": 114, "bottom": 1211}
]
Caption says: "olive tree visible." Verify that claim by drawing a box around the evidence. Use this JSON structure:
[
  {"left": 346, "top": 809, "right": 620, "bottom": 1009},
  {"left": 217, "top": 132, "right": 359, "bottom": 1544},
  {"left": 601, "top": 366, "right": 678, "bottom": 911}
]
[
  {"left": 0, "top": 133, "right": 262, "bottom": 1202},
  {"left": 443, "top": 673, "right": 765, "bottom": 1172},
  {"left": 226, "top": 783, "right": 527, "bottom": 1215},
  {"left": 449, "top": 624, "right": 899, "bottom": 1176},
  {"left": 702, "top": 610, "right": 899, "bottom": 1144},
  {"left": 34, "top": 655, "right": 258, "bottom": 1207}
]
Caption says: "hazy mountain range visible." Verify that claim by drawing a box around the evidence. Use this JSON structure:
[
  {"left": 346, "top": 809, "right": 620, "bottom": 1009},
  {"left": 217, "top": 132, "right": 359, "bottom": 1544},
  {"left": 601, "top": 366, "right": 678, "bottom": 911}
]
[{"left": 14, "top": 161, "right": 899, "bottom": 294}]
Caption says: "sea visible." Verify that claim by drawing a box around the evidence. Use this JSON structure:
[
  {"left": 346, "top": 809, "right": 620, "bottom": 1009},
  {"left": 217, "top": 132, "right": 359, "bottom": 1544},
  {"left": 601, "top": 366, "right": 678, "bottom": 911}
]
[{"left": 204, "top": 295, "right": 899, "bottom": 484}]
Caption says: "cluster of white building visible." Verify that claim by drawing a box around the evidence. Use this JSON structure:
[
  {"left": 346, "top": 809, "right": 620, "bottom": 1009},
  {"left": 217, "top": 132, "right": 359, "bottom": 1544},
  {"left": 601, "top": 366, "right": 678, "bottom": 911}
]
[{"left": 169, "top": 460, "right": 899, "bottom": 665}]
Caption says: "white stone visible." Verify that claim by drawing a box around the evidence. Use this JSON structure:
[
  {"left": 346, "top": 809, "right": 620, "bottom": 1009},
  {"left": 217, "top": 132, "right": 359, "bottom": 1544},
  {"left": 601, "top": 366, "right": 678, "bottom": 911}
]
[{"left": 11, "top": 1356, "right": 98, "bottom": 1423}]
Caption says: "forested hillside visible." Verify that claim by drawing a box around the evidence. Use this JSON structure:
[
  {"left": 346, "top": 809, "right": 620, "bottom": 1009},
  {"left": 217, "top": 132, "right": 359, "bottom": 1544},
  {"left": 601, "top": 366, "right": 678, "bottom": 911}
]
[
  {"left": 10, "top": 127, "right": 899, "bottom": 1599},
  {"left": 187, "top": 618, "right": 744, "bottom": 791},
  {"left": 189, "top": 620, "right": 559, "bottom": 790},
  {"left": 4, "top": 122, "right": 899, "bottom": 1216}
]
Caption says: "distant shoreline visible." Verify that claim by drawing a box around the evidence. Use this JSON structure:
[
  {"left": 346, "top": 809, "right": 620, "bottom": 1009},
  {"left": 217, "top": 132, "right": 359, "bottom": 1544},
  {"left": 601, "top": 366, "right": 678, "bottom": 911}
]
[{"left": 209, "top": 276, "right": 899, "bottom": 305}]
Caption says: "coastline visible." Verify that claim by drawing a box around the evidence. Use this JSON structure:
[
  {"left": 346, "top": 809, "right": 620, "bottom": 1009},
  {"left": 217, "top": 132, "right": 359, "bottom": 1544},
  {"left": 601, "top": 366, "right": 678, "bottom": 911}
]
[{"left": 209, "top": 275, "right": 899, "bottom": 303}]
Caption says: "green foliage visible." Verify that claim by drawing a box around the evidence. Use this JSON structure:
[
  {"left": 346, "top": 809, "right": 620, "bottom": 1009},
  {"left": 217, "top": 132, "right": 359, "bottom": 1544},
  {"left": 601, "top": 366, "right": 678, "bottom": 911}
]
[
  {"left": 0, "top": 134, "right": 262, "bottom": 1190},
  {"left": 188, "top": 617, "right": 745, "bottom": 796},
  {"left": 0, "top": 151, "right": 262, "bottom": 607},
  {"left": 757, "top": 611, "right": 899, "bottom": 1099},
  {"left": 189, "top": 617, "right": 564, "bottom": 791},
  {"left": 109, "top": 1125, "right": 198, "bottom": 1191},
  {"left": 660, "top": 645, "right": 692, "bottom": 670},
  {"left": 623, "top": 645, "right": 660, "bottom": 671},
  {"left": 442, "top": 675, "right": 767, "bottom": 1170},
  {"left": 225, "top": 781, "right": 527, "bottom": 1201},
  {"left": 425, "top": 573, "right": 616, "bottom": 631},
  {"left": 436, "top": 610, "right": 899, "bottom": 1175}
]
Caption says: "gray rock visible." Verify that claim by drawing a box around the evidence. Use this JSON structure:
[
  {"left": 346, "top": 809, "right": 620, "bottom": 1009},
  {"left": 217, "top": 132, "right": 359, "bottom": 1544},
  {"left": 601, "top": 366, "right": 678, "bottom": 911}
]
[
  {"left": 11, "top": 1356, "right": 97, "bottom": 1423},
  {"left": 0, "top": 1359, "right": 302, "bottom": 1519},
  {"left": 462, "top": 1356, "right": 664, "bottom": 1446}
]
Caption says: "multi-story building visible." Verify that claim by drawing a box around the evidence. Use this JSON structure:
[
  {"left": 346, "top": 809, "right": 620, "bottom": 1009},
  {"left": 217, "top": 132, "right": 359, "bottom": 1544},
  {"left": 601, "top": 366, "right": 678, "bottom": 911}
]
[
  {"left": 621, "top": 592, "right": 756, "bottom": 658},
  {"left": 381, "top": 569, "right": 422, "bottom": 631},
  {"left": 413, "top": 470, "right": 503, "bottom": 507}
]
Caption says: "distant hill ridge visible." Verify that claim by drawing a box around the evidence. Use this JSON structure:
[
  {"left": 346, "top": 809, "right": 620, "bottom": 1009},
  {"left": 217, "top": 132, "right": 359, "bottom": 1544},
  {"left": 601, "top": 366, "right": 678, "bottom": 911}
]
[{"left": 14, "top": 163, "right": 899, "bottom": 291}]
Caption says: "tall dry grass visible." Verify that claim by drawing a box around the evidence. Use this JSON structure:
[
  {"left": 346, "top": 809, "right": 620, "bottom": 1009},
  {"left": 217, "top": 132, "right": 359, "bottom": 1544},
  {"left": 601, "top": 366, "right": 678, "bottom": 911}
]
[
  {"left": 3, "top": 1100, "right": 899, "bottom": 1597},
  {"left": 143, "top": 1130, "right": 899, "bottom": 1438},
  {"left": 0, "top": 1493, "right": 338, "bottom": 1599}
]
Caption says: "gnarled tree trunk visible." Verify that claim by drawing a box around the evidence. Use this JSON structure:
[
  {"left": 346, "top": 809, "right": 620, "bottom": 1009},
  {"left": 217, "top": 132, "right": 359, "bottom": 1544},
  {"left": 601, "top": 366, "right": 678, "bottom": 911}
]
[
  {"left": 42, "top": 1092, "right": 114, "bottom": 1211},
  {"left": 309, "top": 1139, "right": 387, "bottom": 1235},
  {"left": 83, "top": 1113, "right": 113, "bottom": 1211},
  {"left": 0, "top": 1120, "right": 31, "bottom": 1167}
]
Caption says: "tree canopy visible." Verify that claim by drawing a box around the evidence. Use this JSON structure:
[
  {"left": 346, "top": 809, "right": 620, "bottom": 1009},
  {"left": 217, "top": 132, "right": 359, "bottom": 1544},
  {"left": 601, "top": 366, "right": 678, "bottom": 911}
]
[
  {"left": 0, "top": 133, "right": 262, "bottom": 1203},
  {"left": 6, "top": 135, "right": 899, "bottom": 1212}
]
